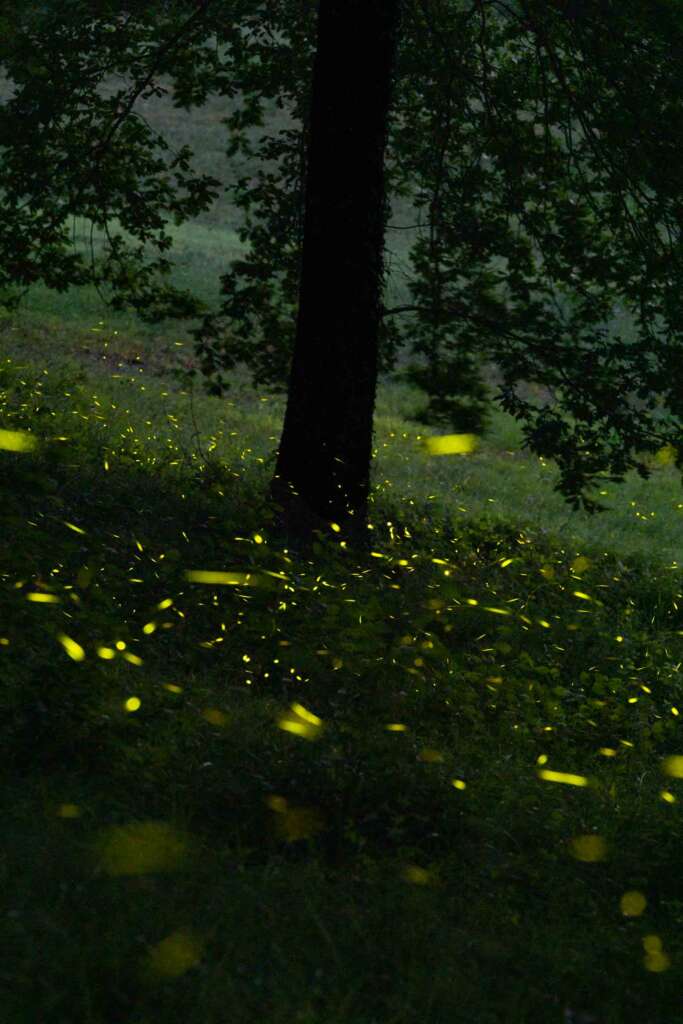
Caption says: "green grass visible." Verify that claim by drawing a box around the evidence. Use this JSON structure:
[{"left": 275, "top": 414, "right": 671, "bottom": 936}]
[
  {"left": 2, "top": 55, "right": 683, "bottom": 1024},
  {"left": 1, "top": 310, "right": 683, "bottom": 1024}
]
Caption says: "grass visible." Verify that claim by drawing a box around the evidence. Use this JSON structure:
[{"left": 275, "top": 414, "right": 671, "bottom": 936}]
[
  {"left": 1, "top": 309, "right": 683, "bottom": 1024},
  {"left": 1, "top": 47, "right": 683, "bottom": 1024}
]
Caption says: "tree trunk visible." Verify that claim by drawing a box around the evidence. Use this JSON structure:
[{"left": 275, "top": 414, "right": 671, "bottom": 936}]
[{"left": 266, "top": 0, "right": 402, "bottom": 557}]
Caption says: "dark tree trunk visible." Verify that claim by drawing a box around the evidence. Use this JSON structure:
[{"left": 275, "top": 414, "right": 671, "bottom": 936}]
[{"left": 266, "top": 0, "right": 402, "bottom": 557}]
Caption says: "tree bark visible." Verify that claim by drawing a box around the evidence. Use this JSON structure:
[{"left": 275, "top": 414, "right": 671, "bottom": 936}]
[{"left": 266, "top": 0, "right": 402, "bottom": 557}]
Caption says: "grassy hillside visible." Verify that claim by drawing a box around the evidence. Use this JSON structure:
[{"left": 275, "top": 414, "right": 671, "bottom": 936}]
[
  {"left": 1, "top": 44, "right": 683, "bottom": 1024},
  {"left": 2, "top": 321, "right": 683, "bottom": 1024}
]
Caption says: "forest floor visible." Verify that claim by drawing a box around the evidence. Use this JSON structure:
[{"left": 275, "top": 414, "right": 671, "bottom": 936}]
[{"left": 1, "top": 304, "right": 683, "bottom": 1024}]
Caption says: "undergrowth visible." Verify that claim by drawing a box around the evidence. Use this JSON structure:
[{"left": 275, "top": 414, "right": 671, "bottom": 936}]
[{"left": 2, "top": 342, "right": 683, "bottom": 1024}]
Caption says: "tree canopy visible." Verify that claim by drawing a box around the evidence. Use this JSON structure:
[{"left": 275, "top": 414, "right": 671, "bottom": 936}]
[{"left": 0, "top": 0, "right": 681, "bottom": 525}]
